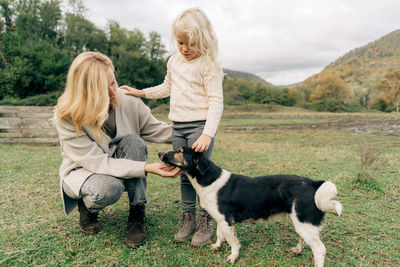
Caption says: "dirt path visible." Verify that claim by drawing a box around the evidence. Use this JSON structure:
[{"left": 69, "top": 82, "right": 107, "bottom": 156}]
[
  {"left": 1, "top": 106, "right": 400, "bottom": 137},
  {"left": 222, "top": 116, "right": 400, "bottom": 135}
]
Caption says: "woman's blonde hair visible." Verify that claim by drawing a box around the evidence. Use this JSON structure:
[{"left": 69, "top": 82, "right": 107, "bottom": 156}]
[
  {"left": 172, "top": 8, "right": 219, "bottom": 62},
  {"left": 55, "top": 51, "right": 118, "bottom": 141}
]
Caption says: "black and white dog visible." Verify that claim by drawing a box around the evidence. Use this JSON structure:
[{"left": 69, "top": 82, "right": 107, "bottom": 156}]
[{"left": 159, "top": 147, "right": 342, "bottom": 267}]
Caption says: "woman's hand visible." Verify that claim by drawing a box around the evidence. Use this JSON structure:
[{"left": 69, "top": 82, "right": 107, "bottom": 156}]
[
  {"left": 145, "top": 163, "right": 182, "bottom": 178},
  {"left": 120, "top": 85, "right": 145, "bottom": 97},
  {"left": 192, "top": 134, "right": 212, "bottom": 152}
]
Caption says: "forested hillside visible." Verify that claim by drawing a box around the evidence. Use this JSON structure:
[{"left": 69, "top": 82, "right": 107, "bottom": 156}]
[
  {"left": 0, "top": 0, "right": 297, "bottom": 109},
  {"left": 325, "top": 29, "right": 400, "bottom": 87},
  {"left": 298, "top": 29, "right": 400, "bottom": 111},
  {"left": 223, "top": 68, "right": 272, "bottom": 86},
  {"left": 0, "top": 0, "right": 168, "bottom": 106},
  {"left": 1, "top": 1, "right": 399, "bottom": 112}
]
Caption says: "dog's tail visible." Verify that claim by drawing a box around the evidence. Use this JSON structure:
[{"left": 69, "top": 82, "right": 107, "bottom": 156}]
[{"left": 314, "top": 181, "right": 342, "bottom": 216}]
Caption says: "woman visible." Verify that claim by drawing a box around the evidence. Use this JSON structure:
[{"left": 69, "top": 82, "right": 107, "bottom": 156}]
[{"left": 54, "top": 51, "right": 180, "bottom": 249}]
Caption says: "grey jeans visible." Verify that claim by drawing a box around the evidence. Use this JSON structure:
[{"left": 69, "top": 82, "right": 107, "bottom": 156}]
[
  {"left": 172, "top": 121, "right": 214, "bottom": 216},
  {"left": 63, "top": 134, "right": 148, "bottom": 212}
]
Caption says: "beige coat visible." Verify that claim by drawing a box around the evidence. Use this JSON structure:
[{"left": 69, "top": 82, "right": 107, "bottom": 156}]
[{"left": 55, "top": 89, "right": 171, "bottom": 215}]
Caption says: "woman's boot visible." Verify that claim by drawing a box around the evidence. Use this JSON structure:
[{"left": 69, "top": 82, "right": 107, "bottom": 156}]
[
  {"left": 126, "top": 203, "right": 146, "bottom": 249},
  {"left": 78, "top": 199, "right": 100, "bottom": 235}
]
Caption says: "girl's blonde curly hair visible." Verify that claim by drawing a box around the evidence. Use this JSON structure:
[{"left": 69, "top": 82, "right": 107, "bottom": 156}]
[{"left": 172, "top": 8, "right": 219, "bottom": 63}]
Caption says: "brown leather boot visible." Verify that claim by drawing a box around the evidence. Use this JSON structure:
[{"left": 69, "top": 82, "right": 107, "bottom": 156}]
[
  {"left": 191, "top": 214, "right": 213, "bottom": 247},
  {"left": 126, "top": 203, "right": 146, "bottom": 249},
  {"left": 78, "top": 199, "right": 100, "bottom": 236},
  {"left": 174, "top": 212, "right": 196, "bottom": 242}
]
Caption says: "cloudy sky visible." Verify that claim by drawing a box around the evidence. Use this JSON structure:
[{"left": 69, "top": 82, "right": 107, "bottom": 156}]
[{"left": 63, "top": 0, "right": 400, "bottom": 85}]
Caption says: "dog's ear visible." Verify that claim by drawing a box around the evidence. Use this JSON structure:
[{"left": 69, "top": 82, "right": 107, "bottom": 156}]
[{"left": 194, "top": 153, "right": 210, "bottom": 175}]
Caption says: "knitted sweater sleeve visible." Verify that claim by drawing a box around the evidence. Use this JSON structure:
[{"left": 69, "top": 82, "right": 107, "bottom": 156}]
[
  {"left": 202, "top": 62, "right": 224, "bottom": 137},
  {"left": 143, "top": 56, "right": 173, "bottom": 99}
]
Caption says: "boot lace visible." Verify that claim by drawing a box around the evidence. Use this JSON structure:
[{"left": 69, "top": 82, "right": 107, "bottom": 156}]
[
  {"left": 181, "top": 212, "right": 193, "bottom": 228},
  {"left": 197, "top": 215, "right": 211, "bottom": 232}
]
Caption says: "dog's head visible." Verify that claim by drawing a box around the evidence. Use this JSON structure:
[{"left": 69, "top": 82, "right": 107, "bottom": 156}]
[{"left": 158, "top": 147, "right": 211, "bottom": 176}]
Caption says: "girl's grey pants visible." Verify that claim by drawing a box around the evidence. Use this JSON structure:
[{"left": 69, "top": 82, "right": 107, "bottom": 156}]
[
  {"left": 172, "top": 121, "right": 214, "bottom": 216},
  {"left": 62, "top": 134, "right": 147, "bottom": 212}
]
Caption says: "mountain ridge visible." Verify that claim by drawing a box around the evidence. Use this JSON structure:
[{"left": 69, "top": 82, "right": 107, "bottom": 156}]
[
  {"left": 223, "top": 68, "right": 273, "bottom": 86},
  {"left": 301, "top": 29, "right": 400, "bottom": 90}
]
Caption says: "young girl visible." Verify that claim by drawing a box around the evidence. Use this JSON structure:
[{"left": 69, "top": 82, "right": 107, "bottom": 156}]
[{"left": 121, "top": 8, "right": 224, "bottom": 247}]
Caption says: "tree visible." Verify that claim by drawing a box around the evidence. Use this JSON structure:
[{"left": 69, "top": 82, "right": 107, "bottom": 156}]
[
  {"left": 38, "top": 0, "right": 62, "bottom": 45},
  {"left": 14, "top": 0, "right": 41, "bottom": 46},
  {"left": 0, "top": 32, "right": 70, "bottom": 99},
  {"left": 3, "top": 0, "right": 62, "bottom": 46},
  {"left": 0, "top": 0, "right": 70, "bottom": 100},
  {"left": 0, "top": 0, "right": 15, "bottom": 32},
  {"left": 287, "top": 87, "right": 297, "bottom": 106},
  {"left": 293, "top": 85, "right": 312, "bottom": 106},
  {"left": 64, "top": 13, "right": 107, "bottom": 55},
  {"left": 145, "top": 31, "right": 166, "bottom": 60},
  {"left": 0, "top": 0, "right": 169, "bottom": 105},
  {"left": 378, "top": 70, "right": 400, "bottom": 112},
  {"left": 309, "top": 74, "right": 350, "bottom": 101},
  {"left": 107, "top": 22, "right": 167, "bottom": 90}
]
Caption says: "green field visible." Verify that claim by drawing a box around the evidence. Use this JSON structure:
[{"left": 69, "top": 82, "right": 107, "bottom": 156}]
[{"left": 1, "top": 105, "right": 399, "bottom": 266}]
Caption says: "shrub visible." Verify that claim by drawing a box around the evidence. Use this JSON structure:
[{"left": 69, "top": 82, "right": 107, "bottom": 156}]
[
  {"left": 371, "top": 97, "right": 392, "bottom": 112},
  {"left": 0, "top": 91, "right": 62, "bottom": 106},
  {"left": 309, "top": 99, "right": 362, "bottom": 112}
]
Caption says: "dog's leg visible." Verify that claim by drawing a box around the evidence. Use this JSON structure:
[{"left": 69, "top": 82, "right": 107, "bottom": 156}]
[
  {"left": 298, "top": 227, "right": 325, "bottom": 267},
  {"left": 211, "top": 223, "right": 225, "bottom": 251},
  {"left": 219, "top": 222, "right": 241, "bottom": 264},
  {"left": 286, "top": 237, "right": 305, "bottom": 254},
  {"left": 290, "top": 212, "right": 326, "bottom": 267}
]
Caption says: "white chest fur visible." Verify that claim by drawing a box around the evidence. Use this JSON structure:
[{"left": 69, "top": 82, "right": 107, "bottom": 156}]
[{"left": 186, "top": 169, "right": 231, "bottom": 222}]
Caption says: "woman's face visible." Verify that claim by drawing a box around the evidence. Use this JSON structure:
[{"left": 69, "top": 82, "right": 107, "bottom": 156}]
[
  {"left": 175, "top": 30, "right": 200, "bottom": 61},
  {"left": 106, "top": 68, "right": 118, "bottom": 105}
]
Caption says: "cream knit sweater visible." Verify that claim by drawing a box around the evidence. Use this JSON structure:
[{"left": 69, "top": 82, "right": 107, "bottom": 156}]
[{"left": 143, "top": 53, "right": 224, "bottom": 137}]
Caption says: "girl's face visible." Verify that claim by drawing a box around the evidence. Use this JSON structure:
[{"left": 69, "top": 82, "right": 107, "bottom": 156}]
[
  {"left": 106, "top": 68, "right": 118, "bottom": 105},
  {"left": 175, "top": 30, "right": 200, "bottom": 61}
]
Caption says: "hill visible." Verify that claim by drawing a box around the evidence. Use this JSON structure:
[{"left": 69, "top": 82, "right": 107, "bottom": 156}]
[
  {"left": 301, "top": 29, "right": 400, "bottom": 90},
  {"left": 279, "top": 82, "right": 302, "bottom": 88},
  {"left": 223, "top": 68, "right": 273, "bottom": 86}
]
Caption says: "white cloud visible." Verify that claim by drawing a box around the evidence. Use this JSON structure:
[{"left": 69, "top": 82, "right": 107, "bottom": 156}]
[{"left": 69, "top": 0, "right": 400, "bottom": 85}]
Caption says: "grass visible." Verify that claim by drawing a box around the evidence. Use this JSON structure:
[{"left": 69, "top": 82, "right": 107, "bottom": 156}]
[{"left": 1, "top": 105, "right": 400, "bottom": 266}]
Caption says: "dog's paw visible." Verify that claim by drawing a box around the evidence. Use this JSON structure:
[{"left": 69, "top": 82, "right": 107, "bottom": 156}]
[
  {"left": 286, "top": 247, "right": 303, "bottom": 255},
  {"left": 225, "top": 254, "right": 238, "bottom": 264},
  {"left": 211, "top": 243, "right": 221, "bottom": 251}
]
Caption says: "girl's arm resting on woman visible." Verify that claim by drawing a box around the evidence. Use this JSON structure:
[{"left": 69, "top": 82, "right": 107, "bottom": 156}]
[
  {"left": 142, "top": 57, "right": 173, "bottom": 99},
  {"left": 142, "top": 77, "right": 171, "bottom": 99},
  {"left": 122, "top": 56, "right": 173, "bottom": 99},
  {"left": 120, "top": 86, "right": 145, "bottom": 97}
]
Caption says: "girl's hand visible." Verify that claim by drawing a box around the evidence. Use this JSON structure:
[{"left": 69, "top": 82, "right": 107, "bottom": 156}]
[
  {"left": 192, "top": 134, "right": 212, "bottom": 152},
  {"left": 145, "top": 163, "right": 182, "bottom": 178},
  {"left": 120, "top": 85, "right": 145, "bottom": 97}
]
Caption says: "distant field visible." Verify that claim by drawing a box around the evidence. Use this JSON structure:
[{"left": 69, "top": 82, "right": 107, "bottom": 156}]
[{"left": 1, "top": 105, "right": 399, "bottom": 266}]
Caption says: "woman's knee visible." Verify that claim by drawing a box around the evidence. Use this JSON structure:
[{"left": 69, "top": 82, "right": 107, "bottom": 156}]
[
  {"left": 115, "top": 134, "right": 147, "bottom": 161},
  {"left": 82, "top": 176, "right": 125, "bottom": 211}
]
